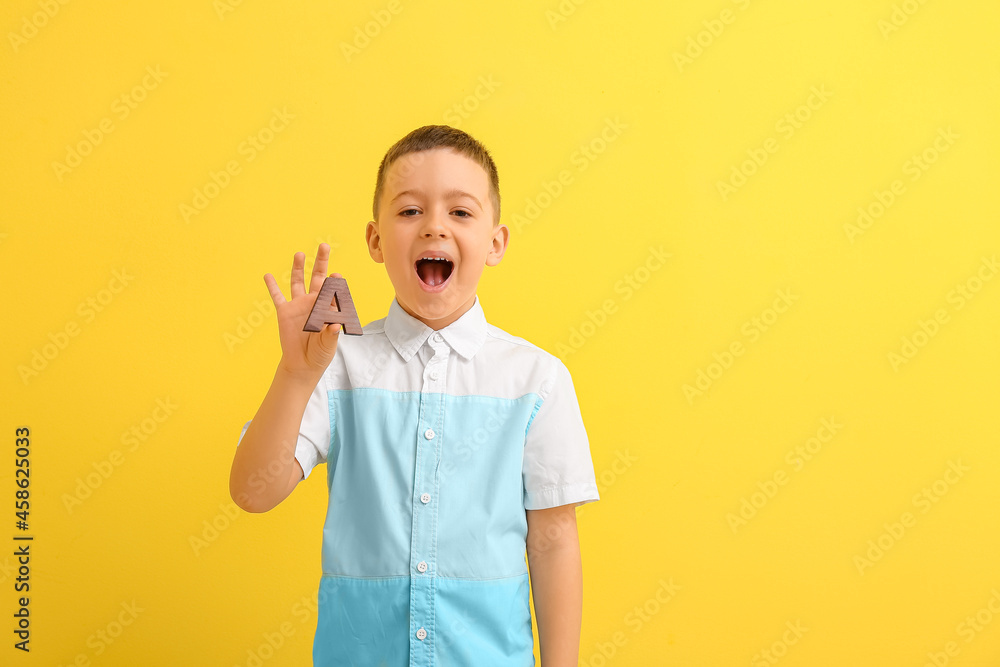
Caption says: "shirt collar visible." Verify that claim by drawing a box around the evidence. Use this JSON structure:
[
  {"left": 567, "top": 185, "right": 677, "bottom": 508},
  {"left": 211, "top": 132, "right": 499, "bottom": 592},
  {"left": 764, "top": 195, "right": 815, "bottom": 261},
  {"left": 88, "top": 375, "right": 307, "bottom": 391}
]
[{"left": 384, "top": 295, "right": 487, "bottom": 362}]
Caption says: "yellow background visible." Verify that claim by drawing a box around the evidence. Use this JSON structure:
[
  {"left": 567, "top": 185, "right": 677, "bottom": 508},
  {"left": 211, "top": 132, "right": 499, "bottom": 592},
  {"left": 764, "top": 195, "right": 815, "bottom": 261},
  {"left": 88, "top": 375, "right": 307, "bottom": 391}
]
[{"left": 2, "top": 0, "right": 999, "bottom": 665}]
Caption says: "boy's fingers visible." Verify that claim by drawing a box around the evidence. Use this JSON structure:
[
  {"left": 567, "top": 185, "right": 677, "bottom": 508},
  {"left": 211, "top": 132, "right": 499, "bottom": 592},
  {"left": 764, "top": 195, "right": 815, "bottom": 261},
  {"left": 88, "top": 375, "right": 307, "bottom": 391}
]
[
  {"left": 309, "top": 243, "right": 330, "bottom": 293},
  {"left": 290, "top": 251, "right": 306, "bottom": 299},
  {"left": 316, "top": 322, "right": 341, "bottom": 354},
  {"left": 263, "top": 273, "right": 287, "bottom": 306}
]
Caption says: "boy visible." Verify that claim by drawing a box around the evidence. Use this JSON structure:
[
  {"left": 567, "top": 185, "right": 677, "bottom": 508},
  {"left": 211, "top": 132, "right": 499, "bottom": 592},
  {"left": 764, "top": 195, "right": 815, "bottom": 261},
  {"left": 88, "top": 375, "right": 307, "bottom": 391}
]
[{"left": 230, "top": 125, "right": 600, "bottom": 666}]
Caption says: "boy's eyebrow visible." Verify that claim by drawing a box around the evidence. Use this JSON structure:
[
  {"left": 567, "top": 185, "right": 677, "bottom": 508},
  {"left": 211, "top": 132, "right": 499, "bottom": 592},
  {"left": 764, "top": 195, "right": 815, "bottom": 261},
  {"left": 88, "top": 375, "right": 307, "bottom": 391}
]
[{"left": 390, "top": 188, "right": 483, "bottom": 210}]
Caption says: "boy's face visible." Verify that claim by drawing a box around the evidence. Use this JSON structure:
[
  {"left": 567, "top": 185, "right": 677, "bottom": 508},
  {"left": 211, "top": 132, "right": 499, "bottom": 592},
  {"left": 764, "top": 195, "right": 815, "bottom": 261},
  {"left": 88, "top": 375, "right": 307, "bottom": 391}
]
[{"left": 366, "top": 148, "right": 508, "bottom": 331}]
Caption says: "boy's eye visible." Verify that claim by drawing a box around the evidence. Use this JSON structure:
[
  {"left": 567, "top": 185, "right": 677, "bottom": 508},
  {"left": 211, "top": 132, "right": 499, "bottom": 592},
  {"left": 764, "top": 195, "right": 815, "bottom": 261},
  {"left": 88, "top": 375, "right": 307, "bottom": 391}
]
[{"left": 399, "top": 208, "right": 471, "bottom": 217}]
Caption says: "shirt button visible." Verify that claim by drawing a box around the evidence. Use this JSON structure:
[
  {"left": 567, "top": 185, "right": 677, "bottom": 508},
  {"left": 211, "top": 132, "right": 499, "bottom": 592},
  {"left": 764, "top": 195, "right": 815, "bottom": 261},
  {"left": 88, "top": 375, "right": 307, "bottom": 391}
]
[
  {"left": 432, "top": 333, "right": 443, "bottom": 343},
  {"left": 429, "top": 369, "right": 440, "bottom": 380},
  {"left": 420, "top": 493, "right": 431, "bottom": 504},
  {"left": 416, "top": 627, "right": 427, "bottom": 640},
  {"left": 417, "top": 561, "right": 428, "bottom": 573},
  {"left": 424, "top": 428, "right": 435, "bottom": 440}
]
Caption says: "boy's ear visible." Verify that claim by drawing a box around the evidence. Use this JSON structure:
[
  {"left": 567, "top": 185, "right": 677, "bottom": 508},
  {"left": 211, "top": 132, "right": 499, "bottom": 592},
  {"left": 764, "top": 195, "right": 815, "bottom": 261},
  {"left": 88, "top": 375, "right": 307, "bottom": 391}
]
[
  {"left": 365, "top": 220, "right": 384, "bottom": 263},
  {"left": 485, "top": 223, "right": 509, "bottom": 267}
]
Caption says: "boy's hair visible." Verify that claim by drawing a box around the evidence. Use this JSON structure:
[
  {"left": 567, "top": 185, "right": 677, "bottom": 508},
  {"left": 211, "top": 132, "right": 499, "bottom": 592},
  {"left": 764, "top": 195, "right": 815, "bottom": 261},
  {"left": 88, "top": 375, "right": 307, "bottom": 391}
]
[{"left": 372, "top": 125, "right": 501, "bottom": 226}]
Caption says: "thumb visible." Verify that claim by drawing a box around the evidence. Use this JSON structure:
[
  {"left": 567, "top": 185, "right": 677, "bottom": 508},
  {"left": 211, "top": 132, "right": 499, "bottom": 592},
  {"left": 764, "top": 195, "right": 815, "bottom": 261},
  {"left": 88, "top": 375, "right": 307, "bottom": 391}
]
[{"left": 316, "top": 323, "right": 341, "bottom": 354}]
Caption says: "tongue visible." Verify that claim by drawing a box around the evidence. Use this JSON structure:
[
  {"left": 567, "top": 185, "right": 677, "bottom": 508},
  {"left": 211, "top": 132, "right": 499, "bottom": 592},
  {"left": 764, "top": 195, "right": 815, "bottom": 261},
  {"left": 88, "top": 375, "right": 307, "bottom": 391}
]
[{"left": 418, "top": 260, "right": 449, "bottom": 286}]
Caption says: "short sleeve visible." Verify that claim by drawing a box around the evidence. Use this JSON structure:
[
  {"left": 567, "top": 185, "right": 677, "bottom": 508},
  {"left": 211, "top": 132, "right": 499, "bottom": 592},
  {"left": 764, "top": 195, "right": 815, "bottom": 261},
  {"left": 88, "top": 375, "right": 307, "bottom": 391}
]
[
  {"left": 236, "top": 374, "right": 332, "bottom": 482},
  {"left": 522, "top": 358, "right": 600, "bottom": 510}
]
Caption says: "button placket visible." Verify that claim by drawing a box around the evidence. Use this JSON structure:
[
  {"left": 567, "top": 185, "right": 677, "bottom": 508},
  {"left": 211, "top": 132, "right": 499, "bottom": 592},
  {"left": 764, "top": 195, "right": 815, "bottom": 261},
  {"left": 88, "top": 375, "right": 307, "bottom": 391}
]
[
  {"left": 409, "top": 336, "right": 449, "bottom": 661},
  {"left": 424, "top": 333, "right": 447, "bottom": 388}
]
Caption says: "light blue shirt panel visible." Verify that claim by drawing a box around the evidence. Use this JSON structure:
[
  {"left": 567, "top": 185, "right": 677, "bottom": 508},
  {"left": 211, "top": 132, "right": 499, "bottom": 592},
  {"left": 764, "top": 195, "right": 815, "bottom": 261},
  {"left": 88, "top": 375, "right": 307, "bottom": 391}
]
[
  {"left": 313, "top": 574, "right": 534, "bottom": 666},
  {"left": 428, "top": 392, "right": 539, "bottom": 579},
  {"left": 322, "top": 387, "right": 540, "bottom": 579},
  {"left": 322, "top": 388, "right": 419, "bottom": 577}
]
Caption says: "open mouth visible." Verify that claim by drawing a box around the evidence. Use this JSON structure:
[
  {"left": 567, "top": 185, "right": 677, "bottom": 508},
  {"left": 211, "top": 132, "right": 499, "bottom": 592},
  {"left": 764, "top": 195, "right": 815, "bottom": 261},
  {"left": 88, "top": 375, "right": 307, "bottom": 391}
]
[{"left": 415, "top": 256, "right": 454, "bottom": 289}]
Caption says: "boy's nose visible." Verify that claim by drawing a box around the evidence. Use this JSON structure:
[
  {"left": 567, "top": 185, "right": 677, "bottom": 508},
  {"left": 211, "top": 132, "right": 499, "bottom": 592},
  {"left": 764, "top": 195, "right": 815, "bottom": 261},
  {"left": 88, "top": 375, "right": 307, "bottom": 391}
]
[{"left": 419, "top": 212, "right": 449, "bottom": 237}]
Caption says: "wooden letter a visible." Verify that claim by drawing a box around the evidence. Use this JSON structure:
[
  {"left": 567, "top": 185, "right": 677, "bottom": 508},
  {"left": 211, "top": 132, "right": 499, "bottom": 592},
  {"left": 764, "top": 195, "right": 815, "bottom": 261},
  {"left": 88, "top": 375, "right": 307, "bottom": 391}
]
[{"left": 302, "top": 276, "right": 363, "bottom": 335}]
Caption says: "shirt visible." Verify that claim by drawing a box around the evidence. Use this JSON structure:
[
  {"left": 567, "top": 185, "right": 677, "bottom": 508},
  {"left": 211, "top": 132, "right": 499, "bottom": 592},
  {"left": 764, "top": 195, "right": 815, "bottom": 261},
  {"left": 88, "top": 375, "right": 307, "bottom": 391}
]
[{"left": 238, "top": 295, "right": 600, "bottom": 666}]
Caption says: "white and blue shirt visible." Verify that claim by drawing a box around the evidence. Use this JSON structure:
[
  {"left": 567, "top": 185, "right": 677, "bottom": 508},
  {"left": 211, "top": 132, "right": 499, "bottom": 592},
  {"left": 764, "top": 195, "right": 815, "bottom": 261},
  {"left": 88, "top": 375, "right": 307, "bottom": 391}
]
[{"left": 240, "top": 295, "right": 600, "bottom": 666}]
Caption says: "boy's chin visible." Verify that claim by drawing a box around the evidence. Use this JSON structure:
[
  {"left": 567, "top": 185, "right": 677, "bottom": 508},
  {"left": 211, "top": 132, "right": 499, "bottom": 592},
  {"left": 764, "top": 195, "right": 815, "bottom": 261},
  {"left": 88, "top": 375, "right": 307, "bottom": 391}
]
[
  {"left": 406, "top": 295, "right": 453, "bottom": 318},
  {"left": 397, "top": 289, "right": 473, "bottom": 325}
]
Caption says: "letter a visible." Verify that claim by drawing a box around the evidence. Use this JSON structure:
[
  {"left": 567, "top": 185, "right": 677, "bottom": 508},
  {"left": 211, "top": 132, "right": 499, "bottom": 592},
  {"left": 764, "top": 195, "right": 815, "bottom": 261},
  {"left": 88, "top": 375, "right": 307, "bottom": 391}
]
[{"left": 303, "top": 276, "right": 363, "bottom": 335}]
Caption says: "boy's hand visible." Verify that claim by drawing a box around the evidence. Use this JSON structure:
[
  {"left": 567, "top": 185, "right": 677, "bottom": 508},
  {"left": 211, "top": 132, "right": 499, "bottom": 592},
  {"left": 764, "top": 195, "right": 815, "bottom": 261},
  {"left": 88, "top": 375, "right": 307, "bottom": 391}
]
[{"left": 264, "top": 243, "right": 342, "bottom": 378}]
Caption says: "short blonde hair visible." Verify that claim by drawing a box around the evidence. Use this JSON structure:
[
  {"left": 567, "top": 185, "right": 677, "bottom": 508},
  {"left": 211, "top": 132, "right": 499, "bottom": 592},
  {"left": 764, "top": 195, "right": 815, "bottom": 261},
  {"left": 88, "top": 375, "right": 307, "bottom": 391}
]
[{"left": 372, "top": 125, "right": 500, "bottom": 225}]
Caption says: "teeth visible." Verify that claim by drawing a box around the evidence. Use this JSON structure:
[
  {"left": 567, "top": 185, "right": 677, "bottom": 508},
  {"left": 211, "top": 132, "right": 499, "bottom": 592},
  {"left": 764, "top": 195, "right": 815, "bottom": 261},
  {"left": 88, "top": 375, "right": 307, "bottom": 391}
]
[{"left": 420, "top": 257, "right": 449, "bottom": 261}]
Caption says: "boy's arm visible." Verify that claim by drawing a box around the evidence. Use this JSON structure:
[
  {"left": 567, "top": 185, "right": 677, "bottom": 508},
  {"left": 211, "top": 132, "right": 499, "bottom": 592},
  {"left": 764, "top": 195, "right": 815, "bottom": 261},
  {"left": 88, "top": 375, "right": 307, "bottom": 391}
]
[
  {"left": 229, "top": 244, "right": 342, "bottom": 513},
  {"left": 526, "top": 503, "right": 584, "bottom": 667},
  {"left": 229, "top": 367, "right": 315, "bottom": 513}
]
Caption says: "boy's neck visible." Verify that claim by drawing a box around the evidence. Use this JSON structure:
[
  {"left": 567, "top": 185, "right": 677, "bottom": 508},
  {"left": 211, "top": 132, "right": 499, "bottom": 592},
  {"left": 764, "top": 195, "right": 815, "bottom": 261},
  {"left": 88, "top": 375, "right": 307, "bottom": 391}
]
[{"left": 396, "top": 293, "right": 477, "bottom": 331}]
